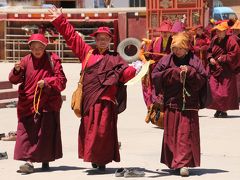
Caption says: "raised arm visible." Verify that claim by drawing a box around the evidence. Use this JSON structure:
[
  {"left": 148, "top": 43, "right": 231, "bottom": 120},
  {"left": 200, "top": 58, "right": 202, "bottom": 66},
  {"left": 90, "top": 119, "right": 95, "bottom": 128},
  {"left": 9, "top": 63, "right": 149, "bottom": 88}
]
[{"left": 49, "top": 6, "right": 91, "bottom": 62}]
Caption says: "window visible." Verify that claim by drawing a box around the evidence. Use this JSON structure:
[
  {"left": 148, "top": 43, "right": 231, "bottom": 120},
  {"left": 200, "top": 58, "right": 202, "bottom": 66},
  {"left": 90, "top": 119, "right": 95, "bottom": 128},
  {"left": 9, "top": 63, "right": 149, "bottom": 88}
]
[
  {"left": 94, "top": 0, "right": 105, "bottom": 8},
  {"left": 129, "top": 0, "right": 145, "bottom": 7},
  {"left": 214, "top": 13, "right": 222, "bottom": 21}
]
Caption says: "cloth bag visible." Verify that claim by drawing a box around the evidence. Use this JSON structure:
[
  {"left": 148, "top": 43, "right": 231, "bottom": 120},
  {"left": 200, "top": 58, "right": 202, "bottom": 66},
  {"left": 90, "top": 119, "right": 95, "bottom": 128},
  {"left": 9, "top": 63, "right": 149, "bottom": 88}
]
[
  {"left": 71, "top": 50, "right": 92, "bottom": 118},
  {"left": 145, "top": 95, "right": 164, "bottom": 129}
]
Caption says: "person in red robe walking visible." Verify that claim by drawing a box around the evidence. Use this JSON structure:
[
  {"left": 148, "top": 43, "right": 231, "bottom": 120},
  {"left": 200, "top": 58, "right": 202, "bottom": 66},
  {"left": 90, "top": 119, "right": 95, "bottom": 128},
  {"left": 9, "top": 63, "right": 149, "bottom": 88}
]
[
  {"left": 49, "top": 6, "right": 137, "bottom": 171},
  {"left": 207, "top": 21, "right": 240, "bottom": 118},
  {"left": 192, "top": 25, "right": 210, "bottom": 68},
  {"left": 152, "top": 32, "right": 207, "bottom": 177},
  {"left": 9, "top": 33, "right": 67, "bottom": 174},
  {"left": 230, "top": 20, "right": 240, "bottom": 102},
  {"left": 139, "top": 20, "right": 172, "bottom": 128}
]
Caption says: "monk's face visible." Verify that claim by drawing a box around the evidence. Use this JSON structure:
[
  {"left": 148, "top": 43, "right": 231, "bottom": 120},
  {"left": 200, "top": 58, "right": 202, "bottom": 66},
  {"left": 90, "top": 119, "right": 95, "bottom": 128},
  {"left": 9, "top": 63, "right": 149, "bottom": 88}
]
[
  {"left": 95, "top": 33, "right": 112, "bottom": 50},
  {"left": 172, "top": 47, "right": 188, "bottom": 58},
  {"left": 29, "top": 42, "right": 46, "bottom": 59},
  {"left": 196, "top": 28, "right": 203, "bottom": 35},
  {"left": 216, "top": 29, "right": 226, "bottom": 40}
]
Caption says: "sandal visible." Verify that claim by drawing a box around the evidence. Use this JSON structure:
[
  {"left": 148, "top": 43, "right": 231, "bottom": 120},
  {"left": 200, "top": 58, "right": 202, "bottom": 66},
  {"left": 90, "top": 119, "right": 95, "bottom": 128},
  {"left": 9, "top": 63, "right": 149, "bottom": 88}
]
[
  {"left": 124, "top": 168, "right": 145, "bottom": 177},
  {"left": 1, "top": 131, "right": 16, "bottom": 141},
  {"left": 115, "top": 168, "right": 128, "bottom": 177},
  {"left": 19, "top": 162, "right": 34, "bottom": 174}
]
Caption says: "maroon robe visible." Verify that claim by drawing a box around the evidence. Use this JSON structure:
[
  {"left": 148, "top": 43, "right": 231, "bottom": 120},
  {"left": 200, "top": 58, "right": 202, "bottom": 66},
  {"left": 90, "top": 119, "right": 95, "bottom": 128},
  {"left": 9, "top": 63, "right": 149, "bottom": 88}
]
[
  {"left": 207, "top": 35, "right": 239, "bottom": 111},
  {"left": 52, "top": 14, "right": 136, "bottom": 165},
  {"left": 152, "top": 52, "right": 207, "bottom": 169},
  {"left": 8, "top": 52, "right": 67, "bottom": 162},
  {"left": 193, "top": 34, "right": 210, "bottom": 68},
  {"left": 142, "top": 36, "right": 172, "bottom": 108}
]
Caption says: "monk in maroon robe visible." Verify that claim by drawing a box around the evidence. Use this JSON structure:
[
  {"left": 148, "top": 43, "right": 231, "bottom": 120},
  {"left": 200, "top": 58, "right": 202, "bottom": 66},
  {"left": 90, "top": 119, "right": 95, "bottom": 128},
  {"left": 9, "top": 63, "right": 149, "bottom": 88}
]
[
  {"left": 207, "top": 21, "right": 240, "bottom": 118},
  {"left": 140, "top": 20, "right": 172, "bottom": 109},
  {"left": 192, "top": 25, "right": 210, "bottom": 68},
  {"left": 49, "top": 7, "right": 136, "bottom": 170},
  {"left": 9, "top": 33, "right": 67, "bottom": 174},
  {"left": 231, "top": 20, "right": 240, "bottom": 102},
  {"left": 152, "top": 32, "right": 207, "bottom": 177}
]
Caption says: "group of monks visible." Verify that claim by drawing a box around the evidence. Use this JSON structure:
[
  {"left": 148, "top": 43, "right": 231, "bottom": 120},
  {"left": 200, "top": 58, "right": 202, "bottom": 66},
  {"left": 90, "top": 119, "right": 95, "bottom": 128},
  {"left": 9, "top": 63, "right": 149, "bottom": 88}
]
[
  {"left": 140, "top": 18, "right": 240, "bottom": 118},
  {"left": 7, "top": 5, "right": 240, "bottom": 178}
]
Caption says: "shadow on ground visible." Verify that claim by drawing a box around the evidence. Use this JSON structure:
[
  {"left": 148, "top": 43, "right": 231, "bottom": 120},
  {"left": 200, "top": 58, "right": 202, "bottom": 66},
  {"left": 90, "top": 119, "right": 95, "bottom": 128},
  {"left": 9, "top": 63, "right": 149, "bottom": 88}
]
[
  {"left": 161, "top": 168, "right": 229, "bottom": 176},
  {"left": 33, "top": 165, "right": 85, "bottom": 173}
]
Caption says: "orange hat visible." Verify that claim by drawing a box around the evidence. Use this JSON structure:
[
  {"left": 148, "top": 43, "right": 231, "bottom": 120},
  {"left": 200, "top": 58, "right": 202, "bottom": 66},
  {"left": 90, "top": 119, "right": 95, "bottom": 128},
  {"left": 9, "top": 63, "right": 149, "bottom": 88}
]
[
  {"left": 157, "top": 20, "right": 172, "bottom": 32},
  {"left": 212, "top": 21, "right": 229, "bottom": 31},
  {"left": 231, "top": 20, "right": 240, "bottom": 30},
  {"left": 171, "top": 32, "right": 190, "bottom": 50}
]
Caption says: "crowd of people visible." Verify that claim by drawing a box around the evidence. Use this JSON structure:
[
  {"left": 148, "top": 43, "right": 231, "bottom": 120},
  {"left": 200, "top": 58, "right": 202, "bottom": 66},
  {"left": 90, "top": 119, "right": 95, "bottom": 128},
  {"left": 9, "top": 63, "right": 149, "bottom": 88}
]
[{"left": 2, "top": 5, "right": 239, "bottom": 178}]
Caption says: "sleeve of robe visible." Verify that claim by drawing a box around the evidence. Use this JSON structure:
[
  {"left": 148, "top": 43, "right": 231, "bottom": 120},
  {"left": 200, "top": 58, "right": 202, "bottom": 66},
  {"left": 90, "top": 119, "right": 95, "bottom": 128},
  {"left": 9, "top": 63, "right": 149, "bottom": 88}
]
[
  {"left": 152, "top": 56, "right": 181, "bottom": 96},
  {"left": 52, "top": 14, "right": 91, "bottom": 62},
  {"left": 218, "top": 36, "right": 240, "bottom": 72},
  {"left": 186, "top": 61, "right": 207, "bottom": 91},
  {"left": 119, "top": 66, "right": 136, "bottom": 83},
  {"left": 43, "top": 54, "right": 67, "bottom": 93},
  {"left": 8, "top": 59, "right": 26, "bottom": 84}
]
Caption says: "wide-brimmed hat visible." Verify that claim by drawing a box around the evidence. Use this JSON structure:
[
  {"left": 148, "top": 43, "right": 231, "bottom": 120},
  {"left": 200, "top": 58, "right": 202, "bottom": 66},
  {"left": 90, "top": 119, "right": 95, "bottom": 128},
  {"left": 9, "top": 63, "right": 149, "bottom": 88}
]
[
  {"left": 231, "top": 20, "right": 240, "bottom": 30},
  {"left": 212, "top": 21, "right": 229, "bottom": 31},
  {"left": 171, "top": 20, "right": 185, "bottom": 33},
  {"left": 157, "top": 20, "right": 172, "bottom": 32},
  {"left": 27, "top": 33, "right": 48, "bottom": 46},
  {"left": 90, "top": 26, "right": 113, "bottom": 37}
]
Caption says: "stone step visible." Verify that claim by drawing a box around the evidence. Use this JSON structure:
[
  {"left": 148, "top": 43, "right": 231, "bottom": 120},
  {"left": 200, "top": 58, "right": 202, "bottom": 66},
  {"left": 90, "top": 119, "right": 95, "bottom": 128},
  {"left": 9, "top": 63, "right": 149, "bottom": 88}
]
[
  {"left": 0, "top": 98, "right": 18, "bottom": 108},
  {"left": 0, "top": 81, "right": 13, "bottom": 90},
  {"left": 0, "top": 89, "right": 18, "bottom": 100}
]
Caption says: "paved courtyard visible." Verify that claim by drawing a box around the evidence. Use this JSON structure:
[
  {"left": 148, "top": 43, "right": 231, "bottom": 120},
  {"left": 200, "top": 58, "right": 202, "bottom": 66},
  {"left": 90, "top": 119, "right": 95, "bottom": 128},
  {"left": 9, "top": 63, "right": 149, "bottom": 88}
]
[{"left": 0, "top": 62, "right": 240, "bottom": 180}]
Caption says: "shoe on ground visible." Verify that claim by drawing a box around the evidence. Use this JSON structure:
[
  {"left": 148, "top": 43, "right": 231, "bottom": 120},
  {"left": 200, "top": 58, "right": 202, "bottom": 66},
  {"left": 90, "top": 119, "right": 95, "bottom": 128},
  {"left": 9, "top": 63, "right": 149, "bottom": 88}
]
[
  {"left": 180, "top": 167, "right": 189, "bottom": 177},
  {"left": 124, "top": 168, "right": 145, "bottom": 177},
  {"left": 91, "top": 163, "right": 98, "bottom": 168},
  {"left": 0, "top": 152, "right": 8, "bottom": 160},
  {"left": 214, "top": 111, "right": 221, "bottom": 118},
  {"left": 219, "top": 111, "right": 228, "bottom": 118},
  {"left": 42, "top": 162, "right": 50, "bottom": 171},
  {"left": 1, "top": 131, "right": 17, "bottom": 141},
  {"left": 115, "top": 168, "right": 127, "bottom": 177},
  {"left": 19, "top": 162, "right": 34, "bottom": 174},
  {"left": 0, "top": 133, "right": 5, "bottom": 140}
]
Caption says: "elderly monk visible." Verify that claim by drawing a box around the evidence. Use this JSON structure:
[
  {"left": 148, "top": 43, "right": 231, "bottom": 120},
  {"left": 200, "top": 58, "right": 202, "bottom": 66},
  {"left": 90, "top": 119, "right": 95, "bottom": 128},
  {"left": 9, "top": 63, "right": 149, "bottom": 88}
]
[
  {"left": 152, "top": 32, "right": 207, "bottom": 177},
  {"left": 9, "top": 33, "right": 67, "bottom": 174},
  {"left": 207, "top": 21, "right": 240, "bottom": 118},
  {"left": 49, "top": 6, "right": 138, "bottom": 171}
]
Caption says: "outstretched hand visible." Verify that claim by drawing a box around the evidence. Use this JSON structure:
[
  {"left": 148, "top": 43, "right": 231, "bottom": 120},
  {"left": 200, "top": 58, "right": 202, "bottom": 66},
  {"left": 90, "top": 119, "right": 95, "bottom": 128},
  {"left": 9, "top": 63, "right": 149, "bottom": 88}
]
[{"left": 48, "top": 5, "right": 62, "bottom": 20}]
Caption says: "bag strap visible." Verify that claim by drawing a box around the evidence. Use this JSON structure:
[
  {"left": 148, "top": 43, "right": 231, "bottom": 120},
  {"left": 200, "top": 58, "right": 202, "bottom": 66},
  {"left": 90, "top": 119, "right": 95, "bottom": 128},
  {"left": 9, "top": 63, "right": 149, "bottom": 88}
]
[{"left": 79, "top": 49, "right": 93, "bottom": 83}]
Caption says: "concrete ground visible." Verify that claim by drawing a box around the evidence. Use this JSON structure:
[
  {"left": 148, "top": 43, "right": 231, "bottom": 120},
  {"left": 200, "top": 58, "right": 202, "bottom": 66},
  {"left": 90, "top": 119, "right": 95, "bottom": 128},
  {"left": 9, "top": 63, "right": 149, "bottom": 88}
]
[{"left": 0, "top": 62, "right": 240, "bottom": 180}]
